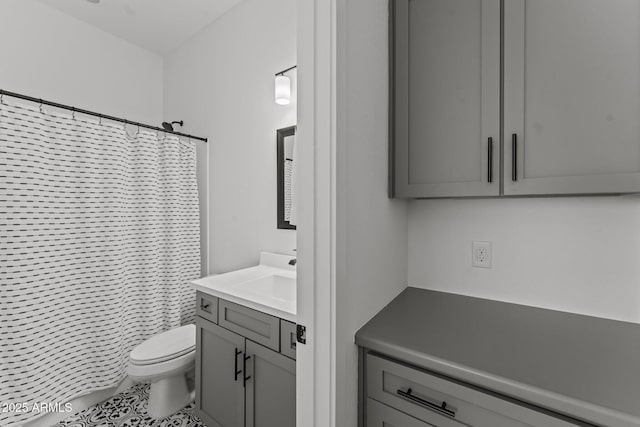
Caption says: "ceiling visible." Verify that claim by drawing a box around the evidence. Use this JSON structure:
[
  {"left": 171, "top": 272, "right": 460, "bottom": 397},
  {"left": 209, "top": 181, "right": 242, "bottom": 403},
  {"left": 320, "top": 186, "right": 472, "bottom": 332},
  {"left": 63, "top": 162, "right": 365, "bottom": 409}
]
[{"left": 36, "top": 0, "right": 243, "bottom": 55}]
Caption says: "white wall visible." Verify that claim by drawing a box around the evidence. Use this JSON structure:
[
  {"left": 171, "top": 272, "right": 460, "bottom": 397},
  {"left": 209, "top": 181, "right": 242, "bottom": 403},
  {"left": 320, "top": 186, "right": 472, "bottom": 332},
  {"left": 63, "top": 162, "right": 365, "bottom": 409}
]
[
  {"left": 0, "top": 0, "right": 163, "bottom": 125},
  {"left": 334, "top": 0, "right": 408, "bottom": 425},
  {"left": 408, "top": 196, "right": 640, "bottom": 323},
  {"left": 163, "top": 0, "right": 297, "bottom": 275}
]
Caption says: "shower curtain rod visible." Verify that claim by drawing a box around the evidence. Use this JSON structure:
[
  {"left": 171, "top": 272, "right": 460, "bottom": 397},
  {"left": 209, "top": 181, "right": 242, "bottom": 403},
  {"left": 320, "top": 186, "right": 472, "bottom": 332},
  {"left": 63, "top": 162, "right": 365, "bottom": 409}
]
[{"left": 0, "top": 89, "right": 208, "bottom": 143}]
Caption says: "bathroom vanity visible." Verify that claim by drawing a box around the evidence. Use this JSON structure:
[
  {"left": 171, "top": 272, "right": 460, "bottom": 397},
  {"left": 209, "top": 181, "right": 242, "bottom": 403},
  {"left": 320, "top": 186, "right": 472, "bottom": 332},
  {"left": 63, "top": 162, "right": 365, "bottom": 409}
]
[
  {"left": 356, "top": 288, "right": 640, "bottom": 427},
  {"left": 192, "top": 253, "right": 297, "bottom": 427}
]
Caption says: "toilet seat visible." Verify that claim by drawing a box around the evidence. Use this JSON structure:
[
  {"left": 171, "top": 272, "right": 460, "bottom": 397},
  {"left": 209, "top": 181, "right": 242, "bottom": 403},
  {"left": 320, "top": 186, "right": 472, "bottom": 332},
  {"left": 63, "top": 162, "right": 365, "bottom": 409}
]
[{"left": 130, "top": 324, "right": 195, "bottom": 366}]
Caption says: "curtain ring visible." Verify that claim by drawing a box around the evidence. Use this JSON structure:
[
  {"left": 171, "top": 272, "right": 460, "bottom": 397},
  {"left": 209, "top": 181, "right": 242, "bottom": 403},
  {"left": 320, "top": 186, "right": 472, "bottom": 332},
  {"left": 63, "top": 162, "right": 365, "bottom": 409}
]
[
  {"left": 136, "top": 124, "right": 140, "bottom": 137},
  {"left": 71, "top": 107, "right": 76, "bottom": 120},
  {"left": 39, "top": 99, "right": 45, "bottom": 114},
  {"left": 123, "top": 120, "right": 134, "bottom": 138},
  {"left": 0, "top": 93, "right": 5, "bottom": 105},
  {"left": 98, "top": 114, "right": 102, "bottom": 126}
]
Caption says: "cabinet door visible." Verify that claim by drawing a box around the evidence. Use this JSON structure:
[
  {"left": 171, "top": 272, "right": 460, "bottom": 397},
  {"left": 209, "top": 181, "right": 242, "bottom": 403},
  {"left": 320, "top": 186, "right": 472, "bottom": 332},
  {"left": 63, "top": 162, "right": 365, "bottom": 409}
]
[
  {"left": 504, "top": 0, "right": 640, "bottom": 195},
  {"left": 245, "top": 340, "right": 296, "bottom": 427},
  {"left": 393, "top": 0, "right": 500, "bottom": 198},
  {"left": 367, "top": 398, "right": 435, "bottom": 427},
  {"left": 196, "top": 317, "right": 245, "bottom": 427}
]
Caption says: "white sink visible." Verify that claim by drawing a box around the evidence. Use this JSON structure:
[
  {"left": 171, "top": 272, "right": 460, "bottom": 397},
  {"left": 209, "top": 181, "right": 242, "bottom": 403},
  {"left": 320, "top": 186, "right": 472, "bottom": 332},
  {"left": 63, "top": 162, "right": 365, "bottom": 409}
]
[
  {"left": 233, "top": 274, "right": 296, "bottom": 303},
  {"left": 191, "top": 252, "right": 297, "bottom": 321}
]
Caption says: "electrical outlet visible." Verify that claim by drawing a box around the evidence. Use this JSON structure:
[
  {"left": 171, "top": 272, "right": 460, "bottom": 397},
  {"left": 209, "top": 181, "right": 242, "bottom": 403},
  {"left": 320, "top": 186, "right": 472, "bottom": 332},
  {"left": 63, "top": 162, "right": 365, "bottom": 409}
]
[{"left": 472, "top": 241, "right": 492, "bottom": 268}]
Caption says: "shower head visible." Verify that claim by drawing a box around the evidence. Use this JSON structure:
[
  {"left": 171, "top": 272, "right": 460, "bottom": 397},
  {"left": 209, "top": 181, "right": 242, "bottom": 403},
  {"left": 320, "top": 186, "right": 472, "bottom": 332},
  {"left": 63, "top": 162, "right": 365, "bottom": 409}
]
[{"left": 161, "top": 120, "right": 184, "bottom": 132}]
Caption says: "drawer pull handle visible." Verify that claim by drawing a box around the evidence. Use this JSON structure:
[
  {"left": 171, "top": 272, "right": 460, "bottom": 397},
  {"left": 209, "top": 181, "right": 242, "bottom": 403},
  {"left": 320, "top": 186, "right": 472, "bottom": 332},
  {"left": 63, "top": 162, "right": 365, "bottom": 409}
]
[
  {"left": 201, "top": 302, "right": 210, "bottom": 310},
  {"left": 397, "top": 388, "right": 456, "bottom": 418}
]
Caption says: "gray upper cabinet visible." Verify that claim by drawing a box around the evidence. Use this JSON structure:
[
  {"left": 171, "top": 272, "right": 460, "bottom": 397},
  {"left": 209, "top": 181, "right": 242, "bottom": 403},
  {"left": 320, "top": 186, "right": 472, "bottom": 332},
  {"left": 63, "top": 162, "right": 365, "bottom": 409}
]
[
  {"left": 392, "top": 0, "right": 500, "bottom": 198},
  {"left": 504, "top": 0, "right": 640, "bottom": 195},
  {"left": 393, "top": 0, "right": 640, "bottom": 198}
]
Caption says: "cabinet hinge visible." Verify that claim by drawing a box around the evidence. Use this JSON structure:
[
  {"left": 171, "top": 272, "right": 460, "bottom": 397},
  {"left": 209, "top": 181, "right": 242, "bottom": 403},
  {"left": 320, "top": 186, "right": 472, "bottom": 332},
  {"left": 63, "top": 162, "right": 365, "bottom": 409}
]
[{"left": 296, "top": 324, "right": 306, "bottom": 344}]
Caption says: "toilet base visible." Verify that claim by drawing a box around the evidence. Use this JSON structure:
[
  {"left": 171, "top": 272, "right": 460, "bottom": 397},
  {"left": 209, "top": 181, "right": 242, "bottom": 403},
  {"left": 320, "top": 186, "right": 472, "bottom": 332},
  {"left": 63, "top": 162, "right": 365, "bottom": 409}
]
[{"left": 147, "top": 374, "right": 194, "bottom": 419}]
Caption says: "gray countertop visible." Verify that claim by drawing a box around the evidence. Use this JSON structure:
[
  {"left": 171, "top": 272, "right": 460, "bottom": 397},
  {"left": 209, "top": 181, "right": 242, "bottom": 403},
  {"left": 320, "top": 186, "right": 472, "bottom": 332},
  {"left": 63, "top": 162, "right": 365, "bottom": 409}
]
[{"left": 355, "top": 287, "right": 640, "bottom": 427}]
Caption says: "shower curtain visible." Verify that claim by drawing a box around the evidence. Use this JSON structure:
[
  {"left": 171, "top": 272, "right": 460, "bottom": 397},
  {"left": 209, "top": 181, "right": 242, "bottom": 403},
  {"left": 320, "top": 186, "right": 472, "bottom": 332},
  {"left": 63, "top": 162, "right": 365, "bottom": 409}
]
[{"left": 0, "top": 101, "right": 201, "bottom": 427}]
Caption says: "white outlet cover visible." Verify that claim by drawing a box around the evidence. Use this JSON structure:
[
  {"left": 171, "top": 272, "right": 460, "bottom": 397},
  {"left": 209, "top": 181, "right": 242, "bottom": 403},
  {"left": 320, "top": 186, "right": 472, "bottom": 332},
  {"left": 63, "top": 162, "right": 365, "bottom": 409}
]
[{"left": 472, "top": 241, "right": 492, "bottom": 268}]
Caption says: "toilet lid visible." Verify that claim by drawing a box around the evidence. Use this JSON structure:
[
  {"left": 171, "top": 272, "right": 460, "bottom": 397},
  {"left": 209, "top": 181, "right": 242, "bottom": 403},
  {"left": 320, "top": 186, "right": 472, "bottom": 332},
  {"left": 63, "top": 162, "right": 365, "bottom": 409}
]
[{"left": 130, "top": 324, "right": 195, "bottom": 365}]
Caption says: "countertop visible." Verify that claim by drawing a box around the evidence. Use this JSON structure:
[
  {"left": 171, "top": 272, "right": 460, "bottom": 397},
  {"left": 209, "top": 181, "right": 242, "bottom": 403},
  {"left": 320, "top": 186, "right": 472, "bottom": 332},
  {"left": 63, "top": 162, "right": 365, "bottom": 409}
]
[
  {"left": 355, "top": 287, "right": 640, "bottom": 427},
  {"left": 191, "top": 252, "right": 297, "bottom": 323}
]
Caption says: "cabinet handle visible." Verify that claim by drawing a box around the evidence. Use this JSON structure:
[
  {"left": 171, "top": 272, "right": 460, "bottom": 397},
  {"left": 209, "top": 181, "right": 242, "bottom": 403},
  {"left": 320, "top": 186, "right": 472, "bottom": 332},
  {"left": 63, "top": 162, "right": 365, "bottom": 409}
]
[
  {"left": 397, "top": 388, "right": 456, "bottom": 418},
  {"left": 487, "top": 137, "right": 493, "bottom": 183},
  {"left": 290, "top": 332, "right": 297, "bottom": 350},
  {"left": 243, "top": 353, "right": 251, "bottom": 388},
  {"left": 234, "top": 348, "right": 242, "bottom": 381},
  {"left": 512, "top": 133, "right": 518, "bottom": 181}
]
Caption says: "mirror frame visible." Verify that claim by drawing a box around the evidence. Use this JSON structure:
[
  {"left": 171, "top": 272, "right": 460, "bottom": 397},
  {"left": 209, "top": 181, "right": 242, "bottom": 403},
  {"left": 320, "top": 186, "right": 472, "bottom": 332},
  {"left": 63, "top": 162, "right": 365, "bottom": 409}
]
[{"left": 277, "top": 125, "right": 297, "bottom": 230}]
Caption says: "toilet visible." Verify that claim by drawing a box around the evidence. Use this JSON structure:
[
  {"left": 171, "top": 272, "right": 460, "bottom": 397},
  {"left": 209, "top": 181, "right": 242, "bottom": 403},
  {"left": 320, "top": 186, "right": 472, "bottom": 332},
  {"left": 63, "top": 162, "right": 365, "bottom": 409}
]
[{"left": 127, "top": 324, "right": 196, "bottom": 419}]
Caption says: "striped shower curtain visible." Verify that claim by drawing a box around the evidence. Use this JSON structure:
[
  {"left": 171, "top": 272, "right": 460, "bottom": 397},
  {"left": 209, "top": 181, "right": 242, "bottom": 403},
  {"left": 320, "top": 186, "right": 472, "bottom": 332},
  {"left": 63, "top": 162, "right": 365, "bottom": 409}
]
[{"left": 0, "top": 101, "right": 201, "bottom": 427}]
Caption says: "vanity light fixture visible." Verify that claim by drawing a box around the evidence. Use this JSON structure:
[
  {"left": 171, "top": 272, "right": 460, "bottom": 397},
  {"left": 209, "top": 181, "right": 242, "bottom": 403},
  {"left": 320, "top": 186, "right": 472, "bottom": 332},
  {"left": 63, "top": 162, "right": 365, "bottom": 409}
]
[{"left": 275, "top": 65, "right": 297, "bottom": 105}]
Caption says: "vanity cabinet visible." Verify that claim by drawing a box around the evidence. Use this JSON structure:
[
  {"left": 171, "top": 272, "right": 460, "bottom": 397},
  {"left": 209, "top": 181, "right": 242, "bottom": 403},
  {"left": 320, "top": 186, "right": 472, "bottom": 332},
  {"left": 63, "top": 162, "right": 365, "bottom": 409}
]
[
  {"left": 195, "top": 293, "right": 296, "bottom": 427},
  {"left": 392, "top": 0, "right": 640, "bottom": 198}
]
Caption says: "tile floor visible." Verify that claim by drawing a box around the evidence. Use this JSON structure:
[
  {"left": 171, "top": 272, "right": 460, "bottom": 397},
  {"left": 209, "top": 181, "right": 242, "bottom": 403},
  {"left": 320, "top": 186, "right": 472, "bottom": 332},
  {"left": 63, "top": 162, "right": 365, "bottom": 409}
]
[{"left": 50, "top": 383, "right": 205, "bottom": 427}]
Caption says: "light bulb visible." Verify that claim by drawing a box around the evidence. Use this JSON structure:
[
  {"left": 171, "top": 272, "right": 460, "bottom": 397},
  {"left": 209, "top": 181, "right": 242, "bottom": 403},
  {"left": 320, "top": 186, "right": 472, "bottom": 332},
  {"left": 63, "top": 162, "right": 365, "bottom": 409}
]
[{"left": 275, "top": 75, "right": 291, "bottom": 105}]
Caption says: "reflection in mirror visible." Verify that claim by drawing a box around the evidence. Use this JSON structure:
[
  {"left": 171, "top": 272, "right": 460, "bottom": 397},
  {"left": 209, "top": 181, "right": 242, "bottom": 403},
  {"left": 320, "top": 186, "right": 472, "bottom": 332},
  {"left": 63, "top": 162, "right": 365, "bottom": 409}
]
[{"left": 277, "top": 126, "right": 296, "bottom": 230}]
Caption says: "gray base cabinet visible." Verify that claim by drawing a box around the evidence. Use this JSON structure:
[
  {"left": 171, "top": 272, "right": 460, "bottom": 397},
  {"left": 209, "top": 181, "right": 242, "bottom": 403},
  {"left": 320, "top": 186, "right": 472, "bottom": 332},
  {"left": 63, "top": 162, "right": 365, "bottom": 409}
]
[
  {"left": 245, "top": 341, "right": 296, "bottom": 427},
  {"left": 362, "top": 352, "right": 587, "bottom": 427},
  {"left": 196, "top": 318, "right": 245, "bottom": 427},
  {"left": 194, "top": 293, "right": 296, "bottom": 427},
  {"left": 367, "top": 398, "right": 434, "bottom": 427}
]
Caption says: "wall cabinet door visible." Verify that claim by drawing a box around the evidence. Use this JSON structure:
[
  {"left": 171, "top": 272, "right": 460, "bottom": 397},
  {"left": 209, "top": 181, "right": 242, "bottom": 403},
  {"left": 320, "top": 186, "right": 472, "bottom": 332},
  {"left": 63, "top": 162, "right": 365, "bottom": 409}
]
[
  {"left": 196, "top": 317, "right": 245, "bottom": 427},
  {"left": 504, "top": 0, "right": 640, "bottom": 195},
  {"left": 393, "top": 0, "right": 500, "bottom": 198},
  {"left": 245, "top": 340, "right": 296, "bottom": 427}
]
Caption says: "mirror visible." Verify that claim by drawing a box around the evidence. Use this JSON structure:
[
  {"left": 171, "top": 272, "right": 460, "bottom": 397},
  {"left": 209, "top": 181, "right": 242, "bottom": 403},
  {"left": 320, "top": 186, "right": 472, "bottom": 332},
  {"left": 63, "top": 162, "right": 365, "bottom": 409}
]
[{"left": 277, "top": 126, "right": 296, "bottom": 230}]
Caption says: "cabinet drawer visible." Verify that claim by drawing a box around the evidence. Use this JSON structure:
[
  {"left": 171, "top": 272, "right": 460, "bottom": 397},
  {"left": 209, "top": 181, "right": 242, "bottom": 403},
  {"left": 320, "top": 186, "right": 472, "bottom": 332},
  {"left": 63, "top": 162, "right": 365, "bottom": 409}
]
[
  {"left": 280, "top": 320, "right": 297, "bottom": 360},
  {"left": 218, "top": 299, "right": 280, "bottom": 351},
  {"left": 367, "top": 398, "right": 434, "bottom": 427},
  {"left": 366, "top": 353, "right": 579, "bottom": 427},
  {"left": 196, "top": 291, "right": 218, "bottom": 323}
]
